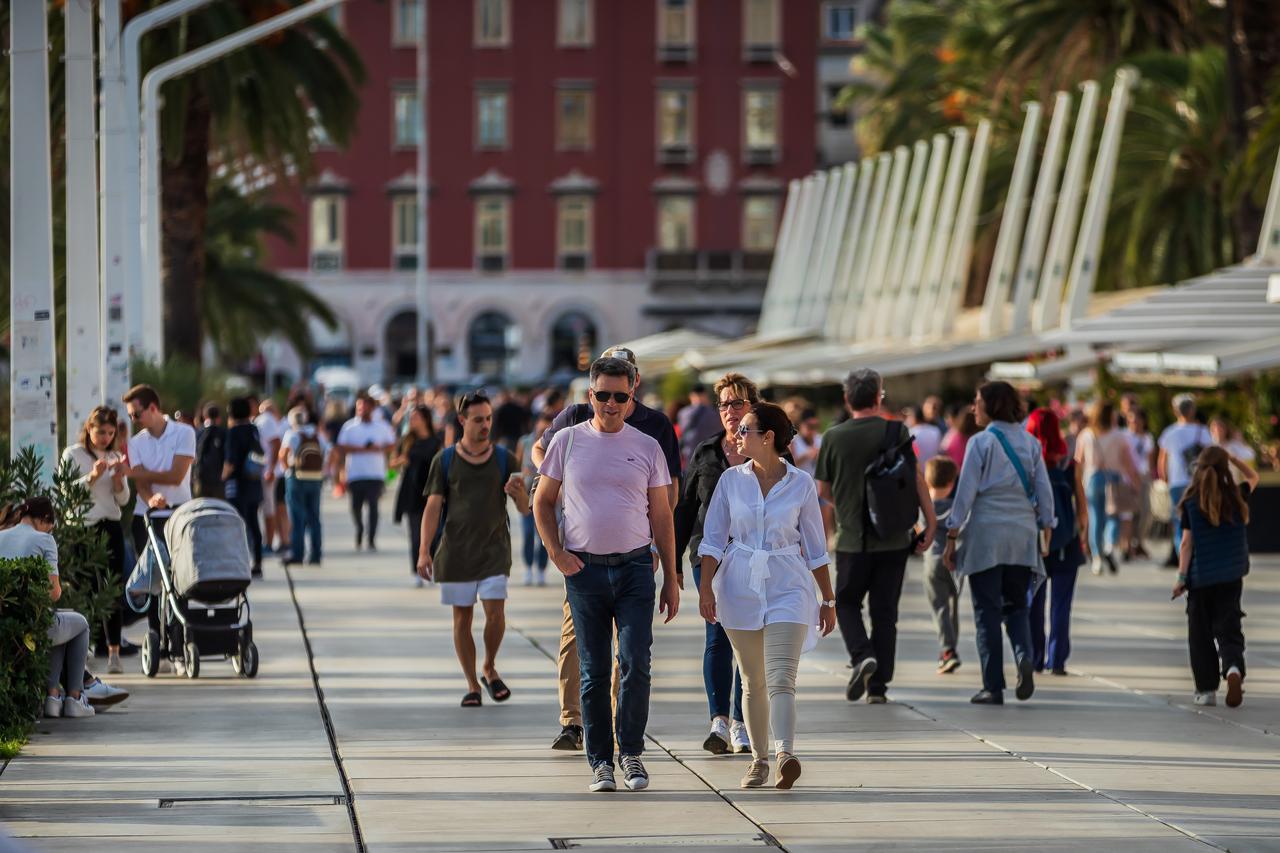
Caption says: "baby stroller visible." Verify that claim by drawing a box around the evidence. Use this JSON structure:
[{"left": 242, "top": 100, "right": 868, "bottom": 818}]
[{"left": 139, "top": 499, "right": 258, "bottom": 679}]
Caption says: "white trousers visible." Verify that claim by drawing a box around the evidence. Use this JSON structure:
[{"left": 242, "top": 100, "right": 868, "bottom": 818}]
[{"left": 725, "top": 621, "right": 807, "bottom": 761}]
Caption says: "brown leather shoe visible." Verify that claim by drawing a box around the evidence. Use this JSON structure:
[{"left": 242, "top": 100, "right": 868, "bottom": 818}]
[
  {"left": 775, "top": 753, "right": 801, "bottom": 790},
  {"left": 740, "top": 759, "right": 769, "bottom": 789}
]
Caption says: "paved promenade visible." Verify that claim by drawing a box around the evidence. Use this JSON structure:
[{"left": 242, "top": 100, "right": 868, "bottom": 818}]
[{"left": 2, "top": 496, "right": 1278, "bottom": 852}]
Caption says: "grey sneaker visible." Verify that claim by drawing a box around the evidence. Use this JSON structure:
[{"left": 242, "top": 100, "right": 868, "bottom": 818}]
[
  {"left": 106, "top": 651, "right": 124, "bottom": 674},
  {"left": 846, "top": 657, "right": 877, "bottom": 702},
  {"left": 620, "top": 754, "right": 649, "bottom": 791},
  {"left": 740, "top": 759, "right": 769, "bottom": 789},
  {"left": 589, "top": 763, "right": 616, "bottom": 792}
]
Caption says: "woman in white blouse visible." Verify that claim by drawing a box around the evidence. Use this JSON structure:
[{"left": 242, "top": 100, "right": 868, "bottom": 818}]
[{"left": 698, "top": 402, "right": 835, "bottom": 791}]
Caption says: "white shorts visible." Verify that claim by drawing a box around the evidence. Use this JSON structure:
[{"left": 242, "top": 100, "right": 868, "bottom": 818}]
[
  {"left": 439, "top": 574, "right": 508, "bottom": 607},
  {"left": 260, "top": 481, "right": 277, "bottom": 515}
]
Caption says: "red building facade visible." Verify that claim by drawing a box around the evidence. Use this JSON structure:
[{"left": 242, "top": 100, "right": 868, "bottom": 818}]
[{"left": 267, "top": 0, "right": 817, "bottom": 384}]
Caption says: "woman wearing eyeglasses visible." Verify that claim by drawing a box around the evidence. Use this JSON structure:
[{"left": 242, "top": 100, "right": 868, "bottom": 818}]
[{"left": 697, "top": 402, "right": 835, "bottom": 791}]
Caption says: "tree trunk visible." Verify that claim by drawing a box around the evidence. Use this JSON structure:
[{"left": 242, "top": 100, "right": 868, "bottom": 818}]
[
  {"left": 160, "top": 81, "right": 211, "bottom": 363},
  {"left": 1225, "top": 0, "right": 1280, "bottom": 259}
]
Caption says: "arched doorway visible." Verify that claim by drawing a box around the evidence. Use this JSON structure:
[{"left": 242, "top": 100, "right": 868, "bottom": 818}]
[
  {"left": 468, "top": 311, "right": 514, "bottom": 379},
  {"left": 549, "top": 311, "right": 598, "bottom": 375},
  {"left": 383, "top": 310, "right": 435, "bottom": 382}
]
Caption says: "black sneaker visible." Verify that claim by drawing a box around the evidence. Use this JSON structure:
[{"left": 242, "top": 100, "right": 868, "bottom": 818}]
[
  {"left": 551, "top": 724, "right": 583, "bottom": 751},
  {"left": 589, "top": 763, "right": 616, "bottom": 792},
  {"left": 620, "top": 754, "right": 649, "bottom": 791},
  {"left": 970, "top": 690, "right": 1003, "bottom": 705},
  {"left": 846, "top": 657, "right": 877, "bottom": 702},
  {"left": 1015, "top": 657, "right": 1035, "bottom": 701}
]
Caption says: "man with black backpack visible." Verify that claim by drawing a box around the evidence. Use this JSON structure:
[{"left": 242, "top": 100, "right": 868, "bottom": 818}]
[
  {"left": 815, "top": 368, "right": 934, "bottom": 704},
  {"left": 417, "top": 391, "right": 530, "bottom": 708}
]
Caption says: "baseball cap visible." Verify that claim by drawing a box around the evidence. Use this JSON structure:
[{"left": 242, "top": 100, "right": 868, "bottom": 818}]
[{"left": 599, "top": 345, "right": 637, "bottom": 367}]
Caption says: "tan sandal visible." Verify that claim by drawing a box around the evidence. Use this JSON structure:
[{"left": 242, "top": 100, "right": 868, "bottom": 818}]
[
  {"left": 740, "top": 759, "right": 769, "bottom": 789},
  {"left": 775, "top": 753, "right": 801, "bottom": 789}
]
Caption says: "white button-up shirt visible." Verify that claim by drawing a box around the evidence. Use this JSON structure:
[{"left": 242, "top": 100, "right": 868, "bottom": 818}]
[{"left": 697, "top": 461, "right": 830, "bottom": 651}]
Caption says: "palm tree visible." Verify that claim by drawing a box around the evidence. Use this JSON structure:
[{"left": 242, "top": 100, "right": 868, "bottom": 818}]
[
  {"left": 202, "top": 182, "right": 337, "bottom": 370},
  {"left": 137, "top": 1, "right": 363, "bottom": 361}
]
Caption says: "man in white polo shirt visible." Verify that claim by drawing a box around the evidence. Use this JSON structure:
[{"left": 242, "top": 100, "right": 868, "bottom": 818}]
[{"left": 336, "top": 393, "right": 397, "bottom": 551}]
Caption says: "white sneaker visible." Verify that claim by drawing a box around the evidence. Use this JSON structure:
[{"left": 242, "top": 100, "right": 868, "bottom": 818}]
[
  {"left": 1194, "top": 691, "right": 1217, "bottom": 706},
  {"left": 61, "top": 694, "right": 96, "bottom": 718},
  {"left": 1090, "top": 557, "right": 1104, "bottom": 576},
  {"left": 158, "top": 658, "right": 174, "bottom": 674},
  {"left": 523, "top": 569, "right": 534, "bottom": 586},
  {"left": 702, "top": 716, "right": 731, "bottom": 754},
  {"left": 106, "top": 651, "right": 124, "bottom": 674},
  {"left": 43, "top": 694, "right": 63, "bottom": 718},
  {"left": 536, "top": 570, "right": 547, "bottom": 587},
  {"left": 84, "top": 677, "right": 129, "bottom": 707},
  {"left": 173, "top": 659, "right": 187, "bottom": 677},
  {"left": 730, "top": 721, "right": 751, "bottom": 754}
]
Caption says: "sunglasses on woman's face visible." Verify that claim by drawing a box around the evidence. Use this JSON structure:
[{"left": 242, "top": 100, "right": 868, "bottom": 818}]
[
  {"left": 736, "top": 423, "right": 764, "bottom": 437},
  {"left": 592, "top": 390, "right": 632, "bottom": 405}
]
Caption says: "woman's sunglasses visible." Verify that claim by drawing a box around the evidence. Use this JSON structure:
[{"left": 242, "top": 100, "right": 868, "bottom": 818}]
[
  {"left": 592, "top": 390, "right": 632, "bottom": 404},
  {"left": 735, "top": 423, "right": 764, "bottom": 437}
]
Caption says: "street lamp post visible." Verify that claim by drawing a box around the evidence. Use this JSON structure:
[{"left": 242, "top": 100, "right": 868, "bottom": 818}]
[{"left": 415, "top": 0, "right": 432, "bottom": 387}]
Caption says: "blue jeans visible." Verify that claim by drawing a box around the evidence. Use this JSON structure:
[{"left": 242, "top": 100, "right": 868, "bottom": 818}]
[
  {"left": 969, "top": 565, "right": 1034, "bottom": 694},
  {"left": 565, "top": 554, "right": 656, "bottom": 769},
  {"left": 1169, "top": 484, "right": 1187, "bottom": 553},
  {"left": 522, "top": 513, "right": 548, "bottom": 570},
  {"left": 1029, "top": 553, "right": 1079, "bottom": 671},
  {"left": 1085, "top": 471, "right": 1119, "bottom": 556},
  {"left": 692, "top": 563, "right": 744, "bottom": 723},
  {"left": 286, "top": 478, "right": 323, "bottom": 563}
]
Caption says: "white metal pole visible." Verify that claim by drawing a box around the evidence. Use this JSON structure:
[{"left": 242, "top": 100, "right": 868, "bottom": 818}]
[
  {"left": 824, "top": 157, "right": 874, "bottom": 338},
  {"left": 98, "top": 1, "right": 133, "bottom": 419},
  {"left": 980, "top": 102, "right": 1042, "bottom": 337},
  {"left": 10, "top": 2, "right": 59, "bottom": 478},
  {"left": 140, "top": 0, "right": 347, "bottom": 361},
  {"left": 1034, "top": 81, "right": 1099, "bottom": 331},
  {"left": 783, "top": 174, "right": 825, "bottom": 329},
  {"left": 856, "top": 145, "right": 909, "bottom": 340},
  {"left": 121, "top": 0, "right": 219, "bottom": 360},
  {"left": 837, "top": 152, "right": 892, "bottom": 340},
  {"left": 911, "top": 128, "right": 969, "bottom": 341},
  {"left": 414, "top": 0, "right": 431, "bottom": 385},
  {"left": 65, "top": 0, "right": 102, "bottom": 435},
  {"left": 792, "top": 171, "right": 837, "bottom": 328},
  {"left": 892, "top": 133, "right": 948, "bottom": 337},
  {"left": 805, "top": 164, "right": 856, "bottom": 329},
  {"left": 874, "top": 139, "right": 928, "bottom": 336},
  {"left": 759, "top": 179, "right": 802, "bottom": 334},
  {"left": 1010, "top": 91, "right": 1071, "bottom": 335},
  {"left": 1258, "top": 144, "right": 1280, "bottom": 265},
  {"left": 1063, "top": 69, "right": 1137, "bottom": 326},
  {"left": 935, "top": 119, "right": 992, "bottom": 337}
]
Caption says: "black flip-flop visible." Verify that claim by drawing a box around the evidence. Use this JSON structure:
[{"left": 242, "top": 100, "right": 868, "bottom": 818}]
[
  {"left": 460, "top": 691, "right": 482, "bottom": 707},
  {"left": 480, "top": 676, "right": 511, "bottom": 702}
]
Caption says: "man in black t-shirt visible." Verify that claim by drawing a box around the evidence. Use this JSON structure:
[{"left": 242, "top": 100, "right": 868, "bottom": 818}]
[{"left": 530, "top": 345, "right": 681, "bottom": 752}]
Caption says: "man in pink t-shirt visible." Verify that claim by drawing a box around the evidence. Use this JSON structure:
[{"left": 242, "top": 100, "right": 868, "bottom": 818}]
[{"left": 534, "top": 356, "right": 679, "bottom": 794}]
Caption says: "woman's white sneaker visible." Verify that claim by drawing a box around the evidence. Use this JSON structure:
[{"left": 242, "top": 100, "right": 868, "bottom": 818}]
[
  {"left": 61, "top": 694, "right": 96, "bottom": 718},
  {"left": 730, "top": 721, "right": 751, "bottom": 754},
  {"left": 1194, "top": 691, "right": 1217, "bottom": 706},
  {"left": 703, "top": 717, "right": 730, "bottom": 754},
  {"left": 43, "top": 695, "right": 63, "bottom": 718}
]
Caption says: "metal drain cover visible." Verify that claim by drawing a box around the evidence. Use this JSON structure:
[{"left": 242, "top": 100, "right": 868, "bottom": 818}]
[
  {"left": 159, "top": 795, "right": 346, "bottom": 808},
  {"left": 550, "top": 834, "right": 779, "bottom": 848}
]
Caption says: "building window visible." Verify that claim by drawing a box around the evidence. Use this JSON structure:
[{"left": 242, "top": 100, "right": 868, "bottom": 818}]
[
  {"left": 476, "top": 87, "right": 509, "bottom": 149},
  {"left": 393, "top": 0, "right": 424, "bottom": 46},
  {"left": 557, "top": 88, "right": 593, "bottom": 150},
  {"left": 559, "top": 0, "right": 592, "bottom": 46},
  {"left": 823, "top": 2, "right": 859, "bottom": 41},
  {"left": 826, "top": 83, "right": 850, "bottom": 128},
  {"left": 557, "top": 196, "right": 592, "bottom": 270},
  {"left": 475, "top": 0, "right": 510, "bottom": 46},
  {"left": 393, "top": 86, "right": 422, "bottom": 147},
  {"left": 469, "top": 311, "right": 514, "bottom": 376},
  {"left": 743, "top": 87, "right": 779, "bottom": 163},
  {"left": 550, "top": 311, "right": 598, "bottom": 373},
  {"left": 310, "top": 195, "right": 344, "bottom": 271},
  {"left": 657, "top": 87, "right": 694, "bottom": 162},
  {"left": 742, "top": 196, "right": 779, "bottom": 251},
  {"left": 475, "top": 196, "right": 509, "bottom": 271},
  {"left": 392, "top": 197, "right": 421, "bottom": 269},
  {"left": 743, "top": 0, "right": 778, "bottom": 54},
  {"left": 657, "top": 0, "right": 695, "bottom": 60},
  {"left": 657, "top": 196, "right": 695, "bottom": 251}
]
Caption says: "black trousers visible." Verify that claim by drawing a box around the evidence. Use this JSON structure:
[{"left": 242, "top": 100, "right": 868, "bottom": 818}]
[
  {"left": 94, "top": 519, "right": 127, "bottom": 647},
  {"left": 348, "top": 480, "right": 384, "bottom": 546},
  {"left": 835, "top": 549, "right": 909, "bottom": 697},
  {"left": 227, "top": 493, "right": 263, "bottom": 570},
  {"left": 407, "top": 506, "right": 424, "bottom": 576},
  {"left": 1186, "top": 579, "right": 1246, "bottom": 693}
]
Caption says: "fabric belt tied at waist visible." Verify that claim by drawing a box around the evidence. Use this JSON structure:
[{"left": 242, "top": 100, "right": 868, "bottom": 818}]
[
  {"left": 728, "top": 542, "right": 801, "bottom": 596},
  {"left": 570, "top": 545, "right": 652, "bottom": 567}
]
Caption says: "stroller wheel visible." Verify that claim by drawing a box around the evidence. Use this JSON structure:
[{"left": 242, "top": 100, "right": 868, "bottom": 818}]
[
  {"left": 240, "top": 641, "right": 259, "bottom": 678},
  {"left": 142, "top": 630, "right": 160, "bottom": 678},
  {"left": 183, "top": 640, "right": 200, "bottom": 679}
]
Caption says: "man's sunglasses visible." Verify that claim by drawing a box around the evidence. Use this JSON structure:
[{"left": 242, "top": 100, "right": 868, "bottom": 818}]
[
  {"left": 717, "top": 398, "right": 754, "bottom": 412},
  {"left": 591, "top": 390, "right": 632, "bottom": 404}
]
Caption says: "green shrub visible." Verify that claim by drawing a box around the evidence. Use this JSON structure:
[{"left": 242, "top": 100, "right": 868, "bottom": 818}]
[
  {"left": 0, "top": 556, "right": 54, "bottom": 751},
  {"left": 0, "top": 447, "right": 116, "bottom": 649}
]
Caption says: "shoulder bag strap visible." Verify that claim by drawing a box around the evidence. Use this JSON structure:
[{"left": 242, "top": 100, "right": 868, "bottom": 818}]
[{"left": 989, "top": 427, "right": 1035, "bottom": 508}]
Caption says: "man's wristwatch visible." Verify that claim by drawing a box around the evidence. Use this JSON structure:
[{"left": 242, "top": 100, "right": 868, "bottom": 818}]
[{"left": 820, "top": 599, "right": 836, "bottom": 608}]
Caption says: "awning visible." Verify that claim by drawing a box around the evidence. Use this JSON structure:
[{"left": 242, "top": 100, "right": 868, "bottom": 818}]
[
  {"left": 1110, "top": 337, "right": 1280, "bottom": 386},
  {"left": 613, "top": 328, "right": 730, "bottom": 376}
]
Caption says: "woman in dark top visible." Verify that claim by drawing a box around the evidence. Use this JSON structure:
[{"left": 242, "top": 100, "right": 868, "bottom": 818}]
[
  {"left": 393, "top": 405, "right": 442, "bottom": 584},
  {"left": 222, "top": 396, "right": 266, "bottom": 577},
  {"left": 1173, "top": 445, "right": 1257, "bottom": 708}
]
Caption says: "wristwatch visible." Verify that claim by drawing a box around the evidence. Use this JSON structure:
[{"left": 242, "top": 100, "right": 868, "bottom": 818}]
[{"left": 820, "top": 599, "right": 836, "bottom": 608}]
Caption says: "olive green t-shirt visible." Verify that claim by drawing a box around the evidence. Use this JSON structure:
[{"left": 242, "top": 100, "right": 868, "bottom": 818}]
[
  {"left": 814, "top": 416, "right": 916, "bottom": 554},
  {"left": 425, "top": 449, "right": 511, "bottom": 583}
]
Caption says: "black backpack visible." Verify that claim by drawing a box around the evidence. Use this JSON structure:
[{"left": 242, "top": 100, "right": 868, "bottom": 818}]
[
  {"left": 1046, "top": 459, "right": 1078, "bottom": 553},
  {"left": 193, "top": 426, "right": 226, "bottom": 496},
  {"left": 863, "top": 421, "right": 919, "bottom": 542}
]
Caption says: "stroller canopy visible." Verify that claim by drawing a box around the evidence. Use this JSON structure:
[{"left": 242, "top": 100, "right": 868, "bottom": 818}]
[{"left": 165, "top": 499, "right": 252, "bottom": 599}]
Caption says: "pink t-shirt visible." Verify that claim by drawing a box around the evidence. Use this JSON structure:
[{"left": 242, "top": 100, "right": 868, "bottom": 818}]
[{"left": 539, "top": 421, "right": 672, "bottom": 554}]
